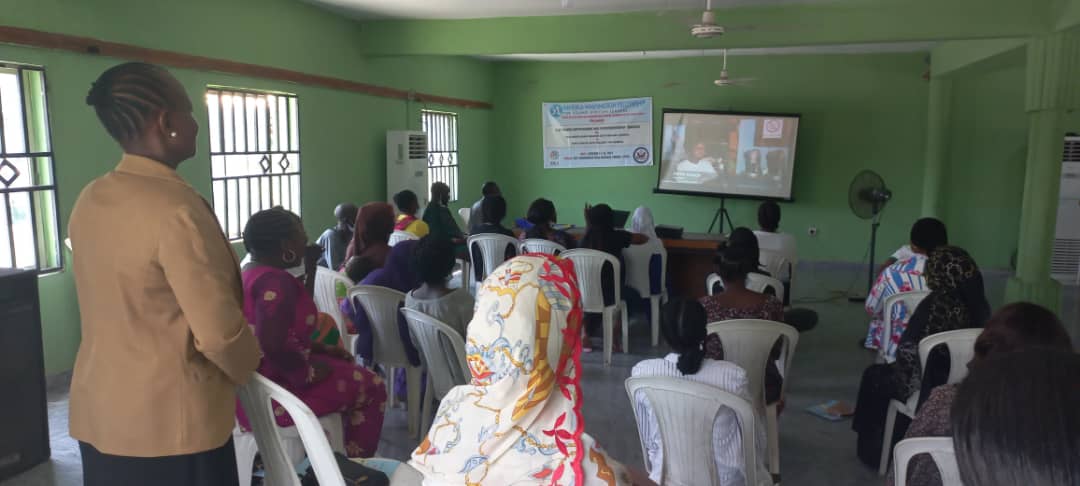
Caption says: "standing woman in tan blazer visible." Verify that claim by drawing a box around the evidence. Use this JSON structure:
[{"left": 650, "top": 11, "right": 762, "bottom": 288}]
[{"left": 68, "top": 62, "right": 262, "bottom": 486}]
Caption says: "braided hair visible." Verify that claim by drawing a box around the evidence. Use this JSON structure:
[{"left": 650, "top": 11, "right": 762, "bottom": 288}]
[
  {"left": 243, "top": 207, "right": 300, "bottom": 261},
  {"left": 86, "top": 62, "right": 177, "bottom": 144},
  {"left": 661, "top": 298, "right": 709, "bottom": 375}
]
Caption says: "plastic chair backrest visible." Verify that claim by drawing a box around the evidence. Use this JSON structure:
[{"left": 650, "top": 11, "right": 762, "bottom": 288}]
[
  {"left": 401, "top": 308, "right": 470, "bottom": 399},
  {"left": 389, "top": 230, "right": 419, "bottom": 247},
  {"left": 706, "top": 273, "right": 724, "bottom": 296},
  {"left": 237, "top": 373, "right": 344, "bottom": 486},
  {"left": 918, "top": 328, "right": 981, "bottom": 385},
  {"left": 457, "top": 207, "right": 471, "bottom": 227},
  {"left": 623, "top": 245, "right": 667, "bottom": 298},
  {"left": 467, "top": 234, "right": 520, "bottom": 283},
  {"left": 563, "top": 249, "right": 622, "bottom": 313},
  {"left": 314, "top": 267, "right": 354, "bottom": 339},
  {"left": 705, "top": 319, "right": 799, "bottom": 411},
  {"left": 879, "top": 290, "right": 931, "bottom": 360},
  {"left": 520, "top": 238, "right": 567, "bottom": 256},
  {"left": 347, "top": 285, "right": 409, "bottom": 367},
  {"left": 746, "top": 273, "right": 785, "bottom": 303},
  {"left": 759, "top": 249, "right": 792, "bottom": 282},
  {"left": 625, "top": 376, "right": 758, "bottom": 486},
  {"left": 893, "top": 437, "right": 963, "bottom": 486}
]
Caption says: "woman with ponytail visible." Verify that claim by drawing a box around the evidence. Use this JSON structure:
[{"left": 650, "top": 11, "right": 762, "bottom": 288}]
[{"left": 631, "top": 298, "right": 768, "bottom": 485}]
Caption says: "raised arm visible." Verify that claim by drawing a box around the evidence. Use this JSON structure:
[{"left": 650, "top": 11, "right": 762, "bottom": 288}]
[{"left": 158, "top": 203, "right": 261, "bottom": 385}]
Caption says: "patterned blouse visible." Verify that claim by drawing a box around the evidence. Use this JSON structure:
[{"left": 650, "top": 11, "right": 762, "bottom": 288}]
[{"left": 886, "top": 384, "right": 958, "bottom": 486}]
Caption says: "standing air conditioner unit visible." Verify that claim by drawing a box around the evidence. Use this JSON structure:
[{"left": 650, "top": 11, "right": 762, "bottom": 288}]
[
  {"left": 386, "top": 131, "right": 429, "bottom": 208},
  {"left": 1051, "top": 135, "right": 1080, "bottom": 283}
]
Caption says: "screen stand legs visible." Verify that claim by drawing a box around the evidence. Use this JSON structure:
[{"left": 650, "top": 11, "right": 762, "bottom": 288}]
[{"left": 707, "top": 198, "right": 734, "bottom": 234}]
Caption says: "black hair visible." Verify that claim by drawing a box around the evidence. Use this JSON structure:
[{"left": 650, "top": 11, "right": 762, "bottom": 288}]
[
  {"left": 660, "top": 298, "right": 708, "bottom": 375},
  {"left": 952, "top": 350, "right": 1080, "bottom": 486},
  {"left": 243, "top": 207, "right": 301, "bottom": 260},
  {"left": 910, "top": 217, "right": 948, "bottom": 252},
  {"left": 481, "top": 195, "right": 507, "bottom": 225},
  {"left": 431, "top": 181, "right": 450, "bottom": 200},
  {"left": 758, "top": 201, "right": 781, "bottom": 232},
  {"left": 715, "top": 227, "right": 760, "bottom": 282},
  {"left": 481, "top": 181, "right": 499, "bottom": 196},
  {"left": 413, "top": 235, "right": 456, "bottom": 286},
  {"left": 393, "top": 190, "right": 419, "bottom": 213},
  {"left": 86, "top": 62, "right": 177, "bottom": 144},
  {"left": 586, "top": 204, "right": 614, "bottom": 230},
  {"left": 972, "top": 302, "right": 1073, "bottom": 367},
  {"left": 527, "top": 198, "right": 556, "bottom": 226}
]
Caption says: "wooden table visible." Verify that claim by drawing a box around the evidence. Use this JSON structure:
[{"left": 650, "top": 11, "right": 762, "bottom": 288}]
[{"left": 661, "top": 232, "right": 725, "bottom": 299}]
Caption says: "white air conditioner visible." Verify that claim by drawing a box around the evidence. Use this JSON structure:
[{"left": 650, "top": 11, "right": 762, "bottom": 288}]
[
  {"left": 386, "top": 131, "right": 429, "bottom": 208},
  {"left": 1051, "top": 135, "right": 1080, "bottom": 283}
]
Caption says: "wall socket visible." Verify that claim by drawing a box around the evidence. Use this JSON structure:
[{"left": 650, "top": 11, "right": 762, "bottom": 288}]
[{"left": 808, "top": 226, "right": 819, "bottom": 237}]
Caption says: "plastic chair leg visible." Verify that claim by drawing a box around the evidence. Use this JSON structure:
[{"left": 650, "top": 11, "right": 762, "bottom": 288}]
[
  {"left": 620, "top": 303, "right": 630, "bottom": 354},
  {"left": 405, "top": 366, "right": 423, "bottom": 437},
  {"left": 602, "top": 309, "right": 614, "bottom": 366},
  {"left": 649, "top": 295, "right": 660, "bottom": 347},
  {"left": 418, "top": 374, "right": 435, "bottom": 441},
  {"left": 233, "top": 431, "right": 257, "bottom": 486},
  {"left": 320, "top": 413, "right": 345, "bottom": 454},
  {"left": 386, "top": 366, "right": 398, "bottom": 409},
  {"left": 766, "top": 403, "right": 781, "bottom": 476},
  {"left": 879, "top": 400, "right": 900, "bottom": 476}
]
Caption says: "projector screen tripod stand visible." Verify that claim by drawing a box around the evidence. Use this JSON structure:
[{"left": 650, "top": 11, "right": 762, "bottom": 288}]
[{"left": 707, "top": 198, "right": 735, "bottom": 234}]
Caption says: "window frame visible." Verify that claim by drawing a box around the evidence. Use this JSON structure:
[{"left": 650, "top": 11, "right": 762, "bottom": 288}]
[
  {"left": 205, "top": 86, "right": 302, "bottom": 241},
  {"left": 421, "top": 109, "right": 460, "bottom": 202},
  {"left": 0, "top": 62, "right": 62, "bottom": 274}
]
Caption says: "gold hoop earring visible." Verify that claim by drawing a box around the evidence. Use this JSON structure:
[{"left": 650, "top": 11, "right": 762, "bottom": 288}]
[
  {"left": 282, "top": 249, "right": 298, "bottom": 264},
  {"left": 170, "top": 132, "right": 177, "bottom": 138}
]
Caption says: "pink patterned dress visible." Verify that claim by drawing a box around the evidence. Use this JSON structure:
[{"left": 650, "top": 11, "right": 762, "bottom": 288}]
[{"left": 237, "top": 266, "right": 387, "bottom": 457}]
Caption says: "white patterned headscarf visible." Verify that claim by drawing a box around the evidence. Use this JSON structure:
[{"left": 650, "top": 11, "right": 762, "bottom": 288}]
[
  {"left": 632, "top": 206, "right": 658, "bottom": 240},
  {"left": 409, "top": 254, "right": 630, "bottom": 486}
]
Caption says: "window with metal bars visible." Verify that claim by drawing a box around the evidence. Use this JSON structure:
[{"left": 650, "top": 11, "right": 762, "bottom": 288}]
[
  {"left": 421, "top": 110, "right": 459, "bottom": 202},
  {"left": 206, "top": 87, "right": 301, "bottom": 241},
  {"left": 0, "top": 64, "right": 61, "bottom": 273}
]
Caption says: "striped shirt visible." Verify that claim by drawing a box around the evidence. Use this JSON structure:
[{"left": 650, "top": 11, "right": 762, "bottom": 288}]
[{"left": 631, "top": 354, "right": 768, "bottom": 486}]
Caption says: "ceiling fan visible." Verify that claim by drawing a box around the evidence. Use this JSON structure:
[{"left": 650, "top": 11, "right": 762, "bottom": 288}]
[
  {"left": 714, "top": 49, "right": 756, "bottom": 87},
  {"left": 691, "top": 0, "right": 726, "bottom": 39}
]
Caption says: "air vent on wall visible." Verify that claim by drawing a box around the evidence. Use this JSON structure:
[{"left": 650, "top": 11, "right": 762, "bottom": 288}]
[{"left": 408, "top": 134, "right": 428, "bottom": 160}]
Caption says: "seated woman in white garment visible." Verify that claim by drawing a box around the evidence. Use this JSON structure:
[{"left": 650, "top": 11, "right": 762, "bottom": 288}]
[
  {"left": 632, "top": 298, "right": 768, "bottom": 486},
  {"left": 622, "top": 206, "right": 666, "bottom": 303},
  {"left": 404, "top": 235, "right": 474, "bottom": 337}
]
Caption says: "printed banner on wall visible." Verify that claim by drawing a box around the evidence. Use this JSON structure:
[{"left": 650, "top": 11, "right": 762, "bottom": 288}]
[{"left": 542, "top": 97, "right": 653, "bottom": 169}]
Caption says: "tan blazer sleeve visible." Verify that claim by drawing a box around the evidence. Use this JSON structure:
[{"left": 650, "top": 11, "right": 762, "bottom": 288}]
[{"left": 159, "top": 203, "right": 261, "bottom": 385}]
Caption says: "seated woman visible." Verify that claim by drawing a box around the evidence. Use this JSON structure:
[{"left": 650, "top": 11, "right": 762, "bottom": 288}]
[
  {"left": 952, "top": 350, "right": 1080, "bottom": 486},
  {"left": 392, "top": 189, "right": 430, "bottom": 238},
  {"left": 699, "top": 227, "right": 785, "bottom": 405},
  {"left": 887, "top": 302, "right": 1073, "bottom": 486},
  {"left": 631, "top": 298, "right": 767, "bottom": 485},
  {"left": 410, "top": 254, "right": 644, "bottom": 485},
  {"left": 521, "top": 197, "right": 575, "bottom": 249},
  {"left": 622, "top": 206, "right": 666, "bottom": 302},
  {"left": 342, "top": 240, "right": 422, "bottom": 365},
  {"left": 580, "top": 203, "right": 648, "bottom": 264},
  {"left": 237, "top": 208, "right": 386, "bottom": 458},
  {"left": 422, "top": 181, "right": 464, "bottom": 242},
  {"left": 342, "top": 202, "right": 395, "bottom": 271},
  {"left": 852, "top": 245, "right": 990, "bottom": 469},
  {"left": 405, "top": 236, "right": 474, "bottom": 337},
  {"left": 473, "top": 195, "right": 514, "bottom": 237}
]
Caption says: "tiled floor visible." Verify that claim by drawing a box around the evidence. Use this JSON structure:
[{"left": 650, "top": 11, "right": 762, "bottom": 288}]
[{"left": 5, "top": 264, "right": 1077, "bottom": 486}]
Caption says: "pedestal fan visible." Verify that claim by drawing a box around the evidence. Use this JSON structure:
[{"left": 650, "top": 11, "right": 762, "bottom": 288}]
[{"left": 849, "top": 170, "right": 892, "bottom": 301}]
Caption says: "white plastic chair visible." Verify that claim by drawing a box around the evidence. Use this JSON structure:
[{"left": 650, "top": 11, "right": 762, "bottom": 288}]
[
  {"left": 401, "top": 308, "right": 471, "bottom": 439},
  {"left": 759, "top": 250, "right": 793, "bottom": 284},
  {"left": 467, "top": 234, "right": 520, "bottom": 289},
  {"left": 878, "top": 328, "right": 980, "bottom": 476},
  {"left": 235, "top": 373, "right": 347, "bottom": 486},
  {"left": 706, "top": 273, "right": 724, "bottom": 296},
  {"left": 563, "top": 249, "right": 629, "bottom": 365},
  {"left": 705, "top": 319, "right": 799, "bottom": 477},
  {"left": 626, "top": 376, "right": 760, "bottom": 486},
  {"left": 893, "top": 437, "right": 963, "bottom": 486},
  {"left": 313, "top": 267, "right": 355, "bottom": 352},
  {"left": 457, "top": 207, "right": 471, "bottom": 228},
  {"left": 877, "top": 290, "right": 932, "bottom": 363},
  {"left": 519, "top": 238, "right": 567, "bottom": 256},
  {"left": 623, "top": 247, "right": 668, "bottom": 347},
  {"left": 388, "top": 230, "right": 419, "bottom": 247},
  {"left": 747, "top": 273, "right": 786, "bottom": 304},
  {"left": 347, "top": 285, "right": 422, "bottom": 436}
]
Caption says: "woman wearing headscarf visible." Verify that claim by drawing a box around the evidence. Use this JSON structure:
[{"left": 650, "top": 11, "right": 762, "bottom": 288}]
[
  {"left": 341, "top": 240, "right": 422, "bottom": 364},
  {"left": 623, "top": 206, "right": 666, "bottom": 304},
  {"left": 409, "top": 255, "right": 636, "bottom": 485},
  {"left": 852, "top": 245, "right": 990, "bottom": 469},
  {"left": 342, "top": 202, "right": 395, "bottom": 270}
]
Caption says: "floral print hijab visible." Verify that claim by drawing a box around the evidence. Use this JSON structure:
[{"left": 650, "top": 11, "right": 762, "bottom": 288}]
[{"left": 409, "top": 254, "right": 630, "bottom": 485}]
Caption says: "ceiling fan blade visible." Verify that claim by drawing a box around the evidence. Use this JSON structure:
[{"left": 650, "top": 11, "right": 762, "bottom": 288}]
[{"left": 723, "top": 23, "right": 807, "bottom": 33}]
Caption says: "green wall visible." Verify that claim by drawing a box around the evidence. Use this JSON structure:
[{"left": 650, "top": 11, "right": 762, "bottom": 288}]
[
  {"left": 3, "top": 0, "right": 494, "bottom": 373},
  {"left": 491, "top": 53, "right": 930, "bottom": 263}
]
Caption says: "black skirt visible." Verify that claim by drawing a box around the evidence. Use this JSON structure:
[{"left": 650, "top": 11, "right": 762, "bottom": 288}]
[{"left": 80, "top": 439, "right": 239, "bottom": 486}]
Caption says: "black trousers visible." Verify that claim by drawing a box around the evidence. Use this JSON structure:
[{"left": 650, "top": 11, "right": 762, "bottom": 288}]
[{"left": 80, "top": 439, "right": 239, "bottom": 486}]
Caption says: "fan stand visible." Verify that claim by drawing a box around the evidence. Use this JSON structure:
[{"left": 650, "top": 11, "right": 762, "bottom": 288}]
[
  {"left": 849, "top": 201, "right": 883, "bottom": 303},
  {"left": 707, "top": 198, "right": 734, "bottom": 234}
]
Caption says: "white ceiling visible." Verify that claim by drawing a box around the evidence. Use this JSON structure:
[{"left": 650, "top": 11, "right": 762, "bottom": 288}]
[
  {"left": 304, "top": 0, "right": 837, "bottom": 20},
  {"left": 476, "top": 42, "right": 936, "bottom": 61}
]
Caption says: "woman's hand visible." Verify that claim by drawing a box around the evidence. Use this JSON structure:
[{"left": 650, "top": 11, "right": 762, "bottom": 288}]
[
  {"left": 310, "top": 361, "right": 332, "bottom": 384},
  {"left": 325, "top": 346, "right": 354, "bottom": 362}
]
